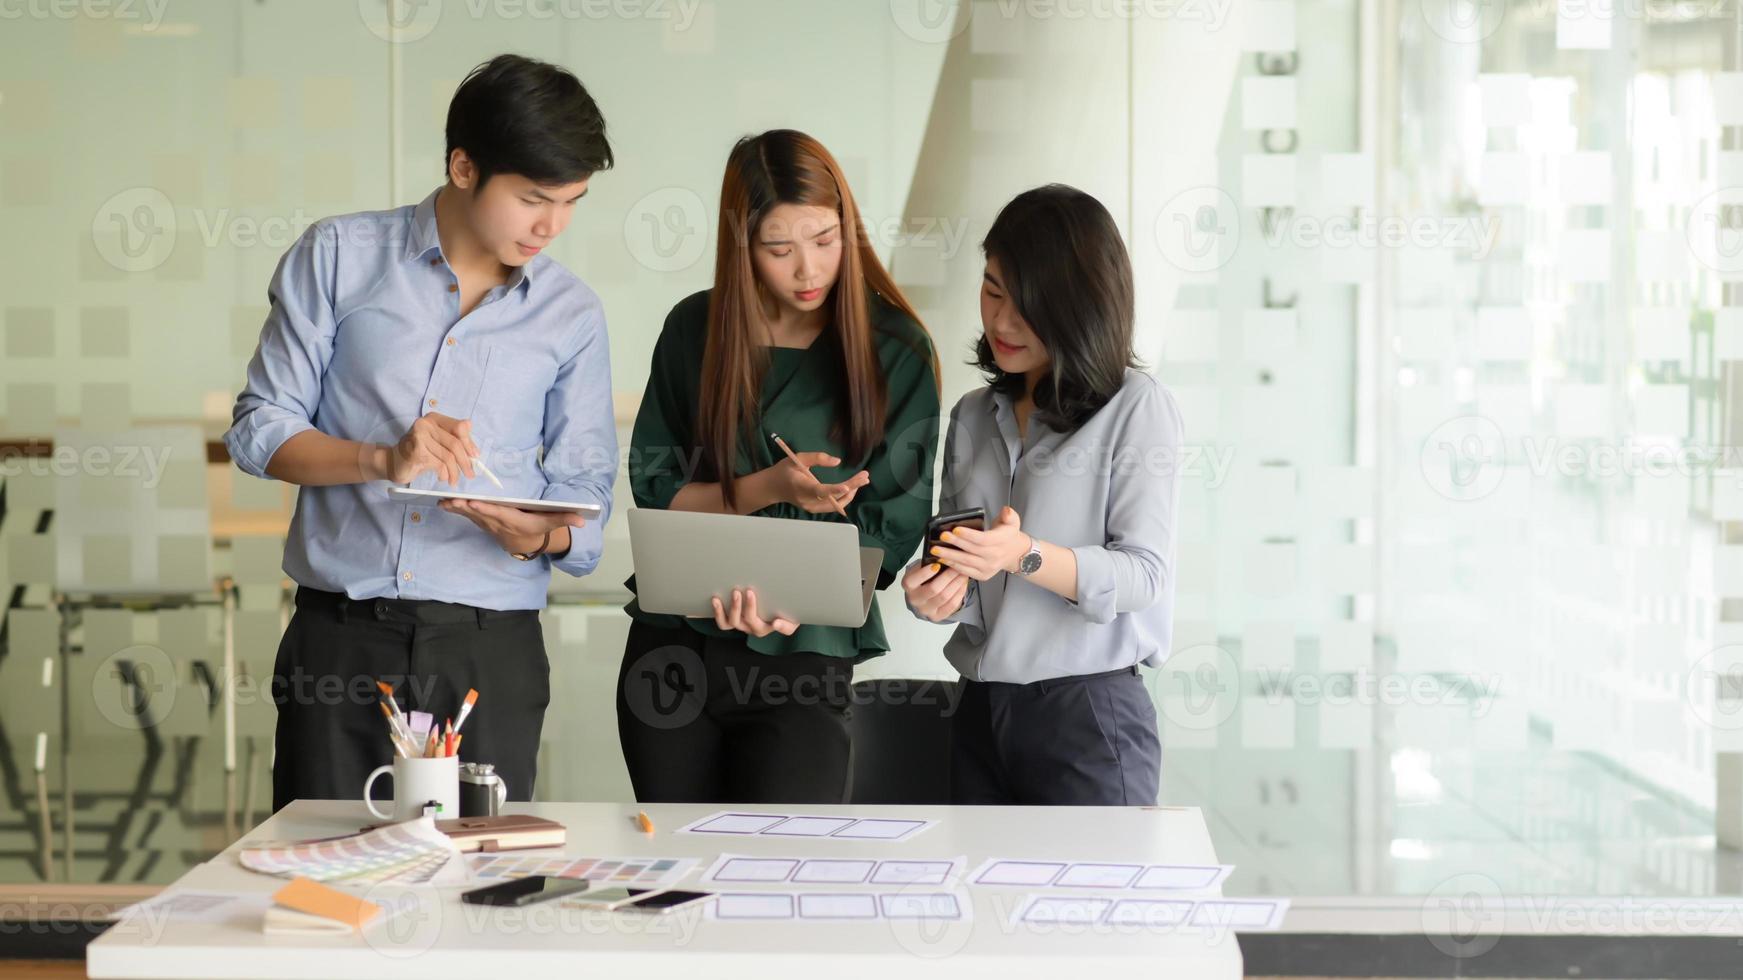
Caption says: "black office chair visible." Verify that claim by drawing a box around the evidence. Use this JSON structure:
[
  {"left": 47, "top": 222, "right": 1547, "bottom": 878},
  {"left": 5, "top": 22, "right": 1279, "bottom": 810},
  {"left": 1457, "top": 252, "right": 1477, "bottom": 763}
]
[{"left": 848, "top": 678, "right": 960, "bottom": 804}]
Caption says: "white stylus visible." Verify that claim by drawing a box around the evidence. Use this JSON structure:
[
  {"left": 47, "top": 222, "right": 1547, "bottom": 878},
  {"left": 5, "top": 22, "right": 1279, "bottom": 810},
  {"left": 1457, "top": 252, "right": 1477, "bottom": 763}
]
[{"left": 470, "top": 457, "right": 504, "bottom": 489}]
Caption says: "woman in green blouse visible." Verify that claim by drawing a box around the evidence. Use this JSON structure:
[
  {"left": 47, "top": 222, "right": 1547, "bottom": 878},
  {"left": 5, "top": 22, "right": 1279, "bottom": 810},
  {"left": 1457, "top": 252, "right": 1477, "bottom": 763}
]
[{"left": 618, "top": 129, "right": 940, "bottom": 803}]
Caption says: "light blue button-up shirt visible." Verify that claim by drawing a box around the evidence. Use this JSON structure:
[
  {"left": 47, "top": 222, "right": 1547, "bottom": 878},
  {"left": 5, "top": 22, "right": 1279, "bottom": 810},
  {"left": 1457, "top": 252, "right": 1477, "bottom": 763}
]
[
  {"left": 913, "top": 369, "right": 1183, "bottom": 683},
  {"left": 224, "top": 188, "right": 618, "bottom": 611}
]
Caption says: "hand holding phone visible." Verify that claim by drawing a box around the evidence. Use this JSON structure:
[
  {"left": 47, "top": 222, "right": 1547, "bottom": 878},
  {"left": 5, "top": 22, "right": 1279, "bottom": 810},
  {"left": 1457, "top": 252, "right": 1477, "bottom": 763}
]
[{"left": 925, "top": 507, "right": 986, "bottom": 556}]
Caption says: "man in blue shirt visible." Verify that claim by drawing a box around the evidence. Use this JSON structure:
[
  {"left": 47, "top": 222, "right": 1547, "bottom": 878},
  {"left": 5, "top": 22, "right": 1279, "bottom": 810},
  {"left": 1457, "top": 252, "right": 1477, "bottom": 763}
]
[{"left": 225, "top": 55, "right": 617, "bottom": 810}]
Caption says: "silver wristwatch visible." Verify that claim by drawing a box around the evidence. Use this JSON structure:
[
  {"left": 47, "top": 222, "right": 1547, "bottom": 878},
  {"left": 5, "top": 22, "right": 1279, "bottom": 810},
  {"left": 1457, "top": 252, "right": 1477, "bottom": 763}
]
[{"left": 1015, "top": 535, "right": 1043, "bottom": 576}]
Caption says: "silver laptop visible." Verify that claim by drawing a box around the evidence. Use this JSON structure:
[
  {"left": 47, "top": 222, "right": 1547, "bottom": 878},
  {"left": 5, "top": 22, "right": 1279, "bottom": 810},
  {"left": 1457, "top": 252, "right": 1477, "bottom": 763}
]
[{"left": 628, "top": 509, "right": 884, "bottom": 628}]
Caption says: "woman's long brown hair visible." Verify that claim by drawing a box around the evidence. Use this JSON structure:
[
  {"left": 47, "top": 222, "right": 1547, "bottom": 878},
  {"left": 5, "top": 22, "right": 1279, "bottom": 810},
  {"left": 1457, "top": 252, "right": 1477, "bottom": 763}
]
[{"left": 700, "top": 129, "right": 936, "bottom": 510}]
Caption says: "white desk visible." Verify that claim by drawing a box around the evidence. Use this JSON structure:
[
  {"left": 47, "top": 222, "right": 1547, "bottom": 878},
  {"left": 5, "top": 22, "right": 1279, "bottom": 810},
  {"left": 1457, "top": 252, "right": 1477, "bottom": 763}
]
[{"left": 87, "top": 800, "right": 1243, "bottom": 978}]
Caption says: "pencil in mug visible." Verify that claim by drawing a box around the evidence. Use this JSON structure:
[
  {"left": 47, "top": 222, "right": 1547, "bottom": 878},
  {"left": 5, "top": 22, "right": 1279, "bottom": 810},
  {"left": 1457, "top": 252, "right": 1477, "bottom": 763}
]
[{"left": 767, "top": 432, "right": 848, "bottom": 518}]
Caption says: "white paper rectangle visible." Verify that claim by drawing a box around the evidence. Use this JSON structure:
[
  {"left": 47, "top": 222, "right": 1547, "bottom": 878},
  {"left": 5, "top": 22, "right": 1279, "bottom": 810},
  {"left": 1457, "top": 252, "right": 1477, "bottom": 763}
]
[
  {"left": 1134, "top": 864, "right": 1234, "bottom": 891},
  {"left": 879, "top": 893, "right": 964, "bottom": 920},
  {"left": 683, "top": 812, "right": 786, "bottom": 835},
  {"left": 677, "top": 811, "right": 936, "bottom": 843},
  {"left": 1189, "top": 898, "right": 1291, "bottom": 931},
  {"left": 713, "top": 893, "right": 796, "bottom": 920},
  {"left": 797, "top": 893, "right": 878, "bottom": 920},
  {"left": 870, "top": 860, "right": 957, "bottom": 886},
  {"left": 1055, "top": 863, "right": 1144, "bottom": 889},
  {"left": 1107, "top": 899, "right": 1195, "bottom": 926},
  {"left": 710, "top": 857, "right": 798, "bottom": 883},
  {"left": 113, "top": 891, "right": 268, "bottom": 926},
  {"left": 832, "top": 818, "right": 931, "bottom": 841},
  {"left": 763, "top": 816, "right": 856, "bottom": 837},
  {"left": 792, "top": 859, "right": 875, "bottom": 884},
  {"left": 1018, "top": 896, "right": 1113, "bottom": 925},
  {"left": 973, "top": 859, "right": 1067, "bottom": 886}
]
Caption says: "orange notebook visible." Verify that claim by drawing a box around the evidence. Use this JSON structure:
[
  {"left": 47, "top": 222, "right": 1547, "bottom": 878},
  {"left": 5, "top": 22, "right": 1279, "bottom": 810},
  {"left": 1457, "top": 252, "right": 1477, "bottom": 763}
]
[{"left": 264, "top": 877, "right": 382, "bottom": 934}]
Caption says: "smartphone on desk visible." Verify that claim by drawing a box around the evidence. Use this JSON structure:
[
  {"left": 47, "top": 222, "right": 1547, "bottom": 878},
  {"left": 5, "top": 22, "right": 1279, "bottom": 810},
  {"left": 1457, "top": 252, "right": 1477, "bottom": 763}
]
[
  {"left": 622, "top": 889, "right": 716, "bottom": 914},
  {"left": 925, "top": 507, "right": 987, "bottom": 558},
  {"left": 461, "top": 875, "right": 592, "bottom": 907}
]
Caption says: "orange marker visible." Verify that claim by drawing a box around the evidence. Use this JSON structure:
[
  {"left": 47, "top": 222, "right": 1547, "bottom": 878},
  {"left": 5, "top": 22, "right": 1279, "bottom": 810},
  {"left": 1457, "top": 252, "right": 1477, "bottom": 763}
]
[{"left": 636, "top": 811, "right": 655, "bottom": 834}]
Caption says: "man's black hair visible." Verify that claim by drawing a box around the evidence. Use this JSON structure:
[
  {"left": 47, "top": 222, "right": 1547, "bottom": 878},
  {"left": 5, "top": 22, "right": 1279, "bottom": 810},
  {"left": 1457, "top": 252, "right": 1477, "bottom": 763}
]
[{"left": 445, "top": 53, "right": 613, "bottom": 188}]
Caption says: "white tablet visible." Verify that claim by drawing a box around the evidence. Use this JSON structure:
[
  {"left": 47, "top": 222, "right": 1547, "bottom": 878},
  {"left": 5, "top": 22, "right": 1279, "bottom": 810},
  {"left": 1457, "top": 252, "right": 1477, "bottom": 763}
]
[{"left": 386, "top": 487, "right": 603, "bottom": 518}]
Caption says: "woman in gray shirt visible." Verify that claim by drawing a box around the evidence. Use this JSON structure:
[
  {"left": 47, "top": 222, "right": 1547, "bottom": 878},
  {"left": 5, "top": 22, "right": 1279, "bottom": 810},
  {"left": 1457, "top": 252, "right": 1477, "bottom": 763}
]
[{"left": 903, "top": 185, "right": 1184, "bottom": 806}]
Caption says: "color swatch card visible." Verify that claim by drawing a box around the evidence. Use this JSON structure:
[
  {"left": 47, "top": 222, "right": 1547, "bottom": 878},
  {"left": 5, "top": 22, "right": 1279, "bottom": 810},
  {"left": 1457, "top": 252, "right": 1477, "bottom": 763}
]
[
  {"left": 677, "top": 810, "right": 936, "bottom": 842},
  {"left": 1011, "top": 894, "right": 1289, "bottom": 931},
  {"left": 701, "top": 853, "right": 963, "bottom": 887},
  {"left": 238, "top": 816, "right": 465, "bottom": 886},
  {"left": 466, "top": 853, "right": 698, "bottom": 889},
  {"left": 110, "top": 891, "right": 270, "bottom": 928},
  {"left": 971, "top": 858, "right": 1232, "bottom": 892},
  {"left": 708, "top": 891, "right": 968, "bottom": 922}
]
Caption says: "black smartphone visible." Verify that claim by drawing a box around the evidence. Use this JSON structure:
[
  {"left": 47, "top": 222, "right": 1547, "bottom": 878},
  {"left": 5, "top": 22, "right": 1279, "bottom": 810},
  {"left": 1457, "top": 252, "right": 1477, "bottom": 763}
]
[
  {"left": 925, "top": 506, "right": 987, "bottom": 557},
  {"left": 461, "top": 875, "right": 592, "bottom": 907},
  {"left": 624, "top": 889, "right": 717, "bottom": 914}
]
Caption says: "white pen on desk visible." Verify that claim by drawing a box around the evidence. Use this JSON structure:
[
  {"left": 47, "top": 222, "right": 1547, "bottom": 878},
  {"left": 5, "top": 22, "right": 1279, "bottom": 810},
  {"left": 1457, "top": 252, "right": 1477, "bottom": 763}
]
[{"left": 470, "top": 457, "right": 504, "bottom": 489}]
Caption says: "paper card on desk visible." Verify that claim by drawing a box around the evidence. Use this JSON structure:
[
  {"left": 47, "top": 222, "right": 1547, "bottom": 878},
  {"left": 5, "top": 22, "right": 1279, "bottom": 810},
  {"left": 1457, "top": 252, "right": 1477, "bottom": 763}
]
[
  {"left": 111, "top": 891, "right": 269, "bottom": 927},
  {"left": 706, "top": 891, "right": 968, "bottom": 922},
  {"left": 791, "top": 858, "right": 877, "bottom": 884},
  {"left": 971, "top": 859, "right": 1068, "bottom": 886},
  {"left": 830, "top": 818, "right": 931, "bottom": 840},
  {"left": 1189, "top": 898, "right": 1290, "bottom": 931},
  {"left": 702, "top": 854, "right": 963, "bottom": 887},
  {"left": 1107, "top": 899, "right": 1195, "bottom": 927},
  {"left": 707, "top": 856, "right": 802, "bottom": 883},
  {"left": 267, "top": 877, "right": 380, "bottom": 933},
  {"left": 972, "top": 857, "right": 1231, "bottom": 892},
  {"left": 1055, "top": 862, "right": 1145, "bottom": 889},
  {"left": 1010, "top": 894, "right": 1289, "bottom": 931},
  {"left": 712, "top": 893, "right": 797, "bottom": 920},
  {"left": 1135, "top": 864, "right": 1233, "bottom": 891},
  {"left": 678, "top": 810, "right": 936, "bottom": 842},
  {"left": 879, "top": 893, "right": 964, "bottom": 920},
  {"left": 760, "top": 815, "right": 856, "bottom": 837},
  {"left": 797, "top": 893, "right": 879, "bottom": 920},
  {"left": 467, "top": 853, "right": 697, "bottom": 888},
  {"left": 1016, "top": 895, "right": 1113, "bottom": 925}
]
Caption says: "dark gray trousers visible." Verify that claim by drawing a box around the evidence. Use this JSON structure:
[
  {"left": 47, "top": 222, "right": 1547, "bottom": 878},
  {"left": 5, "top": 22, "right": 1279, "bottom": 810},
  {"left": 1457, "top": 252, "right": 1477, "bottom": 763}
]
[{"left": 951, "top": 665, "right": 1161, "bottom": 805}]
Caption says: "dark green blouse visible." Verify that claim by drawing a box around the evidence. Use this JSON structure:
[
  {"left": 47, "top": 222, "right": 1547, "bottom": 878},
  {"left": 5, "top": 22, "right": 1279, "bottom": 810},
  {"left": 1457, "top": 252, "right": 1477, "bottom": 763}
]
[{"left": 624, "top": 288, "right": 941, "bottom": 660}]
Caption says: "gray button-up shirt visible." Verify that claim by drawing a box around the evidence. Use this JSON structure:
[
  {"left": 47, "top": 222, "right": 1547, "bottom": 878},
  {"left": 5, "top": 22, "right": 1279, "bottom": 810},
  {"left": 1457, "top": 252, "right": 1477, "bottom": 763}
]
[{"left": 914, "top": 369, "right": 1184, "bottom": 683}]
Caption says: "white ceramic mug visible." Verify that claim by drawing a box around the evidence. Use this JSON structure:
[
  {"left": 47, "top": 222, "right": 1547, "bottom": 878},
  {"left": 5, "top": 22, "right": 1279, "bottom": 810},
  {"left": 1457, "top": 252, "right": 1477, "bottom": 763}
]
[{"left": 363, "top": 755, "right": 460, "bottom": 821}]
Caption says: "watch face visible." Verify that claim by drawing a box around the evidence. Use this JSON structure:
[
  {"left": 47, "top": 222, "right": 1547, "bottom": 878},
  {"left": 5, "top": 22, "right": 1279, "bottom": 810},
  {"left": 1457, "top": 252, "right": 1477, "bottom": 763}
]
[{"left": 1018, "top": 550, "right": 1043, "bottom": 575}]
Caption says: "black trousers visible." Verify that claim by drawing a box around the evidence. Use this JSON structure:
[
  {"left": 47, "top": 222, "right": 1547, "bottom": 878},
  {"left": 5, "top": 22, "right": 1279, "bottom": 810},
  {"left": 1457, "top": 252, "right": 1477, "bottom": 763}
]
[
  {"left": 616, "top": 619, "right": 855, "bottom": 804},
  {"left": 951, "top": 666, "right": 1161, "bottom": 806},
  {"left": 270, "top": 587, "right": 549, "bottom": 812}
]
